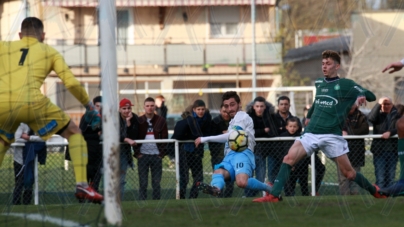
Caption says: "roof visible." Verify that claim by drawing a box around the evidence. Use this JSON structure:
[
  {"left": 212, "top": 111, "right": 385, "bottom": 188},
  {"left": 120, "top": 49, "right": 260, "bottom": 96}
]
[
  {"left": 42, "top": 0, "right": 275, "bottom": 7},
  {"left": 283, "top": 36, "right": 351, "bottom": 63}
]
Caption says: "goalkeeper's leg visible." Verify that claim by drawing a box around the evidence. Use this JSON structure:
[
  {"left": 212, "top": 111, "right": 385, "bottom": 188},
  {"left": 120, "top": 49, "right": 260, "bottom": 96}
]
[
  {"left": 0, "top": 138, "right": 10, "bottom": 167},
  {"left": 60, "top": 121, "right": 103, "bottom": 202}
]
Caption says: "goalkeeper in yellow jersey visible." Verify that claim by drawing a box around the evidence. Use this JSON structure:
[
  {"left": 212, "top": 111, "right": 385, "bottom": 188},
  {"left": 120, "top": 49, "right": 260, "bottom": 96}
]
[{"left": 0, "top": 17, "right": 103, "bottom": 203}]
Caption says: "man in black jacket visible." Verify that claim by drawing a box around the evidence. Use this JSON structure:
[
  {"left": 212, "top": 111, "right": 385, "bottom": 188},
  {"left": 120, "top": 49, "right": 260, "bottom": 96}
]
[
  {"left": 267, "top": 96, "right": 302, "bottom": 184},
  {"left": 368, "top": 96, "right": 398, "bottom": 188},
  {"left": 244, "top": 96, "right": 275, "bottom": 197},
  {"left": 171, "top": 100, "right": 211, "bottom": 199},
  {"left": 209, "top": 104, "right": 233, "bottom": 197},
  {"left": 79, "top": 96, "right": 103, "bottom": 193},
  {"left": 118, "top": 98, "right": 139, "bottom": 200}
]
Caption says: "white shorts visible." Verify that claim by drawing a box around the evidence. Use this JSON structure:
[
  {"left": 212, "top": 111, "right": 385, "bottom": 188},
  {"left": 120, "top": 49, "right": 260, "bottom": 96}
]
[{"left": 296, "top": 133, "right": 349, "bottom": 158}]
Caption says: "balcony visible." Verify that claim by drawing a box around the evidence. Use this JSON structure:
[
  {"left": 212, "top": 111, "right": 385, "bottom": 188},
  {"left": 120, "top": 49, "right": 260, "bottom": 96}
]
[{"left": 52, "top": 42, "right": 282, "bottom": 70}]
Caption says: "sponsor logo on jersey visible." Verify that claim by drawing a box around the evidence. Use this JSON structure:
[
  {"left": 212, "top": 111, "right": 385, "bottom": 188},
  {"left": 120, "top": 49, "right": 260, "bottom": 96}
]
[
  {"left": 315, "top": 95, "right": 339, "bottom": 107},
  {"left": 321, "top": 88, "right": 328, "bottom": 93},
  {"left": 398, "top": 151, "right": 404, "bottom": 156},
  {"left": 354, "top": 85, "right": 364, "bottom": 93},
  {"left": 334, "top": 84, "right": 340, "bottom": 90},
  {"left": 315, "top": 80, "right": 323, "bottom": 83}
]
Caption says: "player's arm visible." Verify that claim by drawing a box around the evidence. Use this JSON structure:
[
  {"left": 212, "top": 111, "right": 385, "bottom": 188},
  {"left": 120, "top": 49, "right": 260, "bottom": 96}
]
[
  {"left": 51, "top": 49, "right": 90, "bottom": 106},
  {"left": 14, "top": 124, "right": 28, "bottom": 143},
  {"left": 382, "top": 59, "right": 404, "bottom": 74},
  {"left": 195, "top": 132, "right": 229, "bottom": 147},
  {"left": 306, "top": 100, "right": 315, "bottom": 119}
]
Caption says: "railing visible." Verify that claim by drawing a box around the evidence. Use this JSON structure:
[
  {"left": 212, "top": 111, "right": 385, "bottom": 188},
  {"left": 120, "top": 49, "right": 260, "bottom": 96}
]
[
  {"left": 52, "top": 43, "right": 282, "bottom": 67},
  {"left": 2, "top": 134, "right": 398, "bottom": 205}
]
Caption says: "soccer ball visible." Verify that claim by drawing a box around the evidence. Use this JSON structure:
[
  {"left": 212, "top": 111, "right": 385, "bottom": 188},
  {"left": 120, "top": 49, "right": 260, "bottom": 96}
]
[{"left": 228, "top": 130, "right": 248, "bottom": 152}]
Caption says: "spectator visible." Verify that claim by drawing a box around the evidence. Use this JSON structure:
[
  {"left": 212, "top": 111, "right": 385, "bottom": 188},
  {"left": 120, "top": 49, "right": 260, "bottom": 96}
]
[
  {"left": 209, "top": 104, "right": 234, "bottom": 197},
  {"left": 156, "top": 95, "right": 174, "bottom": 167},
  {"left": 338, "top": 105, "right": 369, "bottom": 195},
  {"left": 396, "top": 104, "right": 404, "bottom": 117},
  {"left": 79, "top": 96, "right": 103, "bottom": 193},
  {"left": 368, "top": 96, "right": 398, "bottom": 188},
  {"left": 12, "top": 123, "right": 45, "bottom": 205},
  {"left": 171, "top": 100, "right": 211, "bottom": 199},
  {"left": 134, "top": 97, "right": 168, "bottom": 200},
  {"left": 119, "top": 98, "right": 139, "bottom": 199},
  {"left": 155, "top": 95, "right": 168, "bottom": 119},
  {"left": 244, "top": 96, "right": 276, "bottom": 197},
  {"left": 282, "top": 117, "right": 325, "bottom": 196},
  {"left": 301, "top": 105, "right": 311, "bottom": 131},
  {"left": 267, "top": 96, "right": 302, "bottom": 184}
]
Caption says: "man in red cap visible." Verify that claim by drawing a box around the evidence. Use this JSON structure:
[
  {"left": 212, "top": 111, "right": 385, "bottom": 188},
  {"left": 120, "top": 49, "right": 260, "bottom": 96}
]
[{"left": 118, "top": 98, "right": 139, "bottom": 199}]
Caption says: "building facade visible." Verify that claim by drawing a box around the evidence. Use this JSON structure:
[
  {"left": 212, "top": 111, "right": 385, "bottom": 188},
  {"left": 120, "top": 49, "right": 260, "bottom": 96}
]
[{"left": 1, "top": 0, "right": 283, "bottom": 124}]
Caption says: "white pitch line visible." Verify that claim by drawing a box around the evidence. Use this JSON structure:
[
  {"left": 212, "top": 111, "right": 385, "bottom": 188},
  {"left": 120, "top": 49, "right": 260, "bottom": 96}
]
[{"left": 3, "top": 213, "right": 89, "bottom": 227}]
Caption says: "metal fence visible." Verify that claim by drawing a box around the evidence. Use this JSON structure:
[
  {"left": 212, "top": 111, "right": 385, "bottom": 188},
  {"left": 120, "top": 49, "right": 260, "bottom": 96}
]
[{"left": 0, "top": 135, "right": 399, "bottom": 205}]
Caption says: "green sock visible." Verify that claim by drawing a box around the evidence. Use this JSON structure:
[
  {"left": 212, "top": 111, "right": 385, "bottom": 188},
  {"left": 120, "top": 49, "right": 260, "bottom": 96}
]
[
  {"left": 353, "top": 172, "right": 375, "bottom": 195},
  {"left": 271, "top": 163, "right": 292, "bottom": 197},
  {"left": 399, "top": 139, "right": 404, "bottom": 180}
]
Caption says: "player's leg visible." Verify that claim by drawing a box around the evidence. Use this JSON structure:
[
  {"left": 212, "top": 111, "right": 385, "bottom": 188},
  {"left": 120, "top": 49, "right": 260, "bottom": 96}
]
[
  {"left": 197, "top": 153, "right": 233, "bottom": 197},
  {"left": 197, "top": 168, "right": 229, "bottom": 197},
  {"left": 59, "top": 121, "right": 89, "bottom": 185},
  {"left": 59, "top": 121, "right": 103, "bottom": 202},
  {"left": 335, "top": 154, "right": 385, "bottom": 198},
  {"left": 253, "top": 140, "right": 308, "bottom": 202},
  {"left": 232, "top": 150, "right": 272, "bottom": 193},
  {"left": 0, "top": 138, "right": 10, "bottom": 167}
]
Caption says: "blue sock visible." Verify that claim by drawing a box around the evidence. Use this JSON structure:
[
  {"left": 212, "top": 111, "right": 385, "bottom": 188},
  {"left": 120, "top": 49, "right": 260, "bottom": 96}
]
[
  {"left": 211, "top": 174, "right": 225, "bottom": 190},
  {"left": 246, "top": 178, "right": 272, "bottom": 192}
]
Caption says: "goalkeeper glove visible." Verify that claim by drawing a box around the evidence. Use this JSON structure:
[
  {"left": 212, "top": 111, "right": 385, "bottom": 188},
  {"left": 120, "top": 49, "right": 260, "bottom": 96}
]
[{"left": 84, "top": 102, "right": 101, "bottom": 130}]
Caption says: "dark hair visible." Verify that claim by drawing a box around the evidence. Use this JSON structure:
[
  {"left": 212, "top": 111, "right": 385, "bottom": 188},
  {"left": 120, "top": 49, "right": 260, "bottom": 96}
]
[
  {"left": 222, "top": 91, "right": 240, "bottom": 104},
  {"left": 396, "top": 104, "right": 404, "bottom": 116},
  {"left": 21, "top": 17, "right": 44, "bottom": 36},
  {"left": 322, "top": 50, "right": 341, "bottom": 64},
  {"left": 277, "top": 96, "right": 290, "bottom": 104},
  {"left": 93, "top": 96, "right": 102, "bottom": 103},
  {"left": 144, "top": 97, "right": 155, "bottom": 103},
  {"left": 192, "top": 99, "right": 206, "bottom": 108},
  {"left": 253, "top": 96, "right": 266, "bottom": 103},
  {"left": 286, "top": 117, "right": 300, "bottom": 128}
]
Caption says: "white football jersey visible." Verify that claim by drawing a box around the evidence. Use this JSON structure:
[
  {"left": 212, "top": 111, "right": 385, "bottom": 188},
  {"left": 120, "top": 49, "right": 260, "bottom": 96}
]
[{"left": 224, "top": 111, "right": 256, "bottom": 155}]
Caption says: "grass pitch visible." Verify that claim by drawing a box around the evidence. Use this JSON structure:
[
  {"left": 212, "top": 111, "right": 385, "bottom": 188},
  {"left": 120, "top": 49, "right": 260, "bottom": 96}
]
[{"left": 1, "top": 196, "right": 404, "bottom": 227}]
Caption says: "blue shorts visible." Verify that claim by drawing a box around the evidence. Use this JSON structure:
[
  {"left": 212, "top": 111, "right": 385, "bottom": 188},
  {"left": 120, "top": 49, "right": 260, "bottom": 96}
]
[{"left": 214, "top": 149, "right": 255, "bottom": 182}]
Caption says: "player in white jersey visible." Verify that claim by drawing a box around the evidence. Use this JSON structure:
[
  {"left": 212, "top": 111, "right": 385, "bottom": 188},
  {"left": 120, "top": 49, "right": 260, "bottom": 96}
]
[{"left": 195, "top": 91, "right": 272, "bottom": 196}]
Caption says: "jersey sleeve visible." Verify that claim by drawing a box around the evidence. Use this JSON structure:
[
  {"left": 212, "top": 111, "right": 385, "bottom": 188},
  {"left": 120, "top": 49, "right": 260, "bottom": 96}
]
[
  {"left": 201, "top": 133, "right": 228, "bottom": 143},
  {"left": 50, "top": 47, "right": 90, "bottom": 105},
  {"left": 351, "top": 80, "right": 376, "bottom": 102}
]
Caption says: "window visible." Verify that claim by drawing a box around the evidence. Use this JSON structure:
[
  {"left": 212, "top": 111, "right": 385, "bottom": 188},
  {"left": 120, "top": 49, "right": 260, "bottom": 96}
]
[
  {"left": 57, "top": 82, "right": 100, "bottom": 111},
  {"left": 209, "top": 6, "right": 240, "bottom": 37},
  {"left": 117, "top": 10, "right": 130, "bottom": 45}
]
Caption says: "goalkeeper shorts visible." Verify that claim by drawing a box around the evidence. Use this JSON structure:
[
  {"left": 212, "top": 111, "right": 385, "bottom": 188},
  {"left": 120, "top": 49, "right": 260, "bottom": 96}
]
[{"left": 0, "top": 99, "right": 71, "bottom": 143}]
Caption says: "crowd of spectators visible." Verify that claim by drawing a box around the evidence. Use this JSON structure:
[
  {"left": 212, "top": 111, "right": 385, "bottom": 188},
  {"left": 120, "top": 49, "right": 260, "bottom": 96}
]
[{"left": 15, "top": 93, "right": 400, "bottom": 204}]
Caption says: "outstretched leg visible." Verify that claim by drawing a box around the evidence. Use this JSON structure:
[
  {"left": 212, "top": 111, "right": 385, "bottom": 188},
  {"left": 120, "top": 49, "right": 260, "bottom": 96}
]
[
  {"left": 336, "top": 154, "right": 385, "bottom": 198},
  {"left": 60, "top": 121, "right": 103, "bottom": 203},
  {"left": 253, "top": 141, "right": 307, "bottom": 202}
]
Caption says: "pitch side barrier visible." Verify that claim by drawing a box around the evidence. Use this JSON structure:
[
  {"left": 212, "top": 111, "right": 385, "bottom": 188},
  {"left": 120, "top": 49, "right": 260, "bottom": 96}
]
[{"left": 5, "top": 135, "right": 396, "bottom": 205}]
